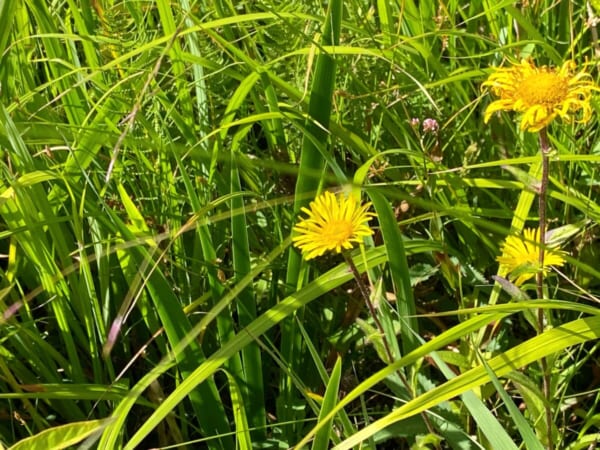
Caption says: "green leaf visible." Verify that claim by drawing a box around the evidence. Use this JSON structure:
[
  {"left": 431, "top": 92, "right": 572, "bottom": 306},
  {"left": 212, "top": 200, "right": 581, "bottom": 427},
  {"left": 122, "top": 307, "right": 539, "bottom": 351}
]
[
  {"left": 333, "top": 316, "right": 600, "bottom": 449},
  {"left": 311, "top": 356, "right": 343, "bottom": 450},
  {"left": 369, "top": 189, "right": 419, "bottom": 354},
  {"left": 9, "top": 420, "right": 106, "bottom": 450}
]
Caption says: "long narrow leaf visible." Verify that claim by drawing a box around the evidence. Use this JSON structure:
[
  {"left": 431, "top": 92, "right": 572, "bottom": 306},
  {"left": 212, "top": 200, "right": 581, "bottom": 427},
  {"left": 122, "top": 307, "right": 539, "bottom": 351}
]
[{"left": 332, "top": 316, "right": 600, "bottom": 449}]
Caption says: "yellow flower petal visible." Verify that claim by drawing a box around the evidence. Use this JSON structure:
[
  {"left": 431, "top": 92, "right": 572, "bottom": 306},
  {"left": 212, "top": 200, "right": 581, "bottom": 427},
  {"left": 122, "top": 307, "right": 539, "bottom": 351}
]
[
  {"left": 482, "top": 59, "right": 598, "bottom": 132},
  {"left": 292, "top": 191, "right": 376, "bottom": 260},
  {"left": 496, "top": 228, "right": 566, "bottom": 286}
]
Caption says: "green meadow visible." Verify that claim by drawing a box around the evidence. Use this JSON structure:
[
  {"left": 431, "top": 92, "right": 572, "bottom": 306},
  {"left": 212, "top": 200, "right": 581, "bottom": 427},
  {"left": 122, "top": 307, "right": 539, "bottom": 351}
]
[{"left": 1, "top": 1, "right": 600, "bottom": 449}]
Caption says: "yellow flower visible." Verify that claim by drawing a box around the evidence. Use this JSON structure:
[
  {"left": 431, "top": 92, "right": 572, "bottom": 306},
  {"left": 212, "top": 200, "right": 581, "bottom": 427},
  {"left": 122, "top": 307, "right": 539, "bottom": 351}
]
[
  {"left": 497, "top": 228, "right": 566, "bottom": 286},
  {"left": 292, "top": 191, "right": 376, "bottom": 260},
  {"left": 482, "top": 59, "right": 597, "bottom": 132}
]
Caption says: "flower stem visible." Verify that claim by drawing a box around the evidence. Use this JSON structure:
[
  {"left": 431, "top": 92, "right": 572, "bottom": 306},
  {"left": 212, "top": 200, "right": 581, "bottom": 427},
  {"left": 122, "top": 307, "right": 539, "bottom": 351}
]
[
  {"left": 537, "top": 129, "right": 550, "bottom": 304},
  {"left": 342, "top": 252, "right": 439, "bottom": 444},
  {"left": 537, "top": 128, "right": 554, "bottom": 450},
  {"left": 343, "top": 253, "right": 394, "bottom": 363}
]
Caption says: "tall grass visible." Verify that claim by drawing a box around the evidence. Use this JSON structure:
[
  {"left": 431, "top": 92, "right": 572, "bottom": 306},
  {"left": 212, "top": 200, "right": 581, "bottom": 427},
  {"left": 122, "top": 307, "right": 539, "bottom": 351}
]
[{"left": 0, "top": 0, "right": 599, "bottom": 449}]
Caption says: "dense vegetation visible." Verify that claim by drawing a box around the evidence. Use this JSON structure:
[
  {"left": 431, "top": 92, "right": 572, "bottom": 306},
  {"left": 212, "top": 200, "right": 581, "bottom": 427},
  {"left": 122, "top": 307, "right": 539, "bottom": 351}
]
[{"left": 1, "top": 1, "right": 600, "bottom": 449}]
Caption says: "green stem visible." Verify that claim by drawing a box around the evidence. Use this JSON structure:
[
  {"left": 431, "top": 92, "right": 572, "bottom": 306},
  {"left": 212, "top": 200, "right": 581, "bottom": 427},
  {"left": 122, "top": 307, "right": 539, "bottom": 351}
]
[
  {"left": 537, "top": 129, "right": 550, "bottom": 304},
  {"left": 536, "top": 127, "right": 554, "bottom": 450}
]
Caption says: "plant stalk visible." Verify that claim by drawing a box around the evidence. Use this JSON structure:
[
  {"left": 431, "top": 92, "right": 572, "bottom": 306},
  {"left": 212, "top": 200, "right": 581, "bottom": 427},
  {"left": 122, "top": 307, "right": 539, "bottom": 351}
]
[{"left": 537, "top": 128, "right": 554, "bottom": 450}]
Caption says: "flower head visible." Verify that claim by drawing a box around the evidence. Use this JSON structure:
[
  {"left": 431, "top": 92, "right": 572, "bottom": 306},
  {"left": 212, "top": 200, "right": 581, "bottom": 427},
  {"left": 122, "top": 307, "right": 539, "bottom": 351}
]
[
  {"left": 422, "top": 118, "right": 439, "bottom": 133},
  {"left": 482, "top": 59, "right": 597, "bottom": 132},
  {"left": 497, "top": 228, "right": 566, "bottom": 286},
  {"left": 292, "top": 191, "right": 376, "bottom": 260}
]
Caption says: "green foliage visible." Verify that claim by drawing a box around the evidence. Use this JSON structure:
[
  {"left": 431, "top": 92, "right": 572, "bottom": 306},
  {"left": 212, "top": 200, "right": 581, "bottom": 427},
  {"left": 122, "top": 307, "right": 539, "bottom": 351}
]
[{"left": 0, "top": 0, "right": 599, "bottom": 449}]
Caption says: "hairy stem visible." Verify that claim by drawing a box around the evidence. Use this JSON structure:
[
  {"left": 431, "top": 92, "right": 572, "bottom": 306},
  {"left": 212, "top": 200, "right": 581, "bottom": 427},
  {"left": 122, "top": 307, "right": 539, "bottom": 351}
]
[{"left": 537, "top": 128, "right": 554, "bottom": 450}]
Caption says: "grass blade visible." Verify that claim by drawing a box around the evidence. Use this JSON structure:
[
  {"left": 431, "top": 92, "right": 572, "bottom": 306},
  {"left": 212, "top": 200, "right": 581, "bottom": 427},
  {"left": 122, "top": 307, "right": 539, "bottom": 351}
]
[
  {"left": 311, "top": 356, "right": 342, "bottom": 450},
  {"left": 8, "top": 420, "right": 106, "bottom": 450},
  {"left": 332, "top": 315, "right": 600, "bottom": 449},
  {"left": 368, "top": 189, "right": 419, "bottom": 354}
]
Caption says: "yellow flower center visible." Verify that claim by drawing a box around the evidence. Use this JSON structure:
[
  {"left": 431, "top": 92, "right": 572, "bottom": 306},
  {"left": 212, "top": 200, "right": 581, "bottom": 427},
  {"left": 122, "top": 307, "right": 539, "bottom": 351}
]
[
  {"left": 321, "top": 220, "right": 354, "bottom": 244},
  {"left": 516, "top": 71, "right": 568, "bottom": 107}
]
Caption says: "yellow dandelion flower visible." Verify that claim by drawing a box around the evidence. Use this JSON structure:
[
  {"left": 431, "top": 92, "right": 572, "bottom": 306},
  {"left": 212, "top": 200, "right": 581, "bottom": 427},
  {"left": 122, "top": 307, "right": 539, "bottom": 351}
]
[
  {"left": 497, "top": 228, "right": 566, "bottom": 286},
  {"left": 292, "top": 191, "right": 376, "bottom": 260},
  {"left": 482, "top": 59, "right": 597, "bottom": 132}
]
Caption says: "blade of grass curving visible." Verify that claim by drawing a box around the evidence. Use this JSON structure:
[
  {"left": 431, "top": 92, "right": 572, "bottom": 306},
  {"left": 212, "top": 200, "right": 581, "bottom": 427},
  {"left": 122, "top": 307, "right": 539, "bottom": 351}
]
[
  {"left": 426, "top": 349, "right": 518, "bottom": 450},
  {"left": 292, "top": 300, "right": 599, "bottom": 449},
  {"left": 311, "top": 356, "right": 342, "bottom": 450},
  {"left": 331, "top": 315, "right": 600, "bottom": 450},
  {"left": 7, "top": 420, "right": 106, "bottom": 450}
]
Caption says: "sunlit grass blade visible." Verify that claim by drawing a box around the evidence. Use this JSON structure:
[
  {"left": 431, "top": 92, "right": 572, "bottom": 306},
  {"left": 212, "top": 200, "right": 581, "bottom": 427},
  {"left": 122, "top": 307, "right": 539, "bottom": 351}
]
[
  {"left": 426, "top": 350, "right": 519, "bottom": 450},
  {"left": 223, "top": 370, "right": 253, "bottom": 450},
  {"left": 7, "top": 420, "right": 106, "bottom": 450},
  {"left": 477, "top": 353, "right": 545, "bottom": 449},
  {"left": 311, "top": 356, "right": 342, "bottom": 450},
  {"left": 332, "top": 315, "right": 600, "bottom": 450},
  {"left": 368, "top": 190, "right": 419, "bottom": 354}
]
